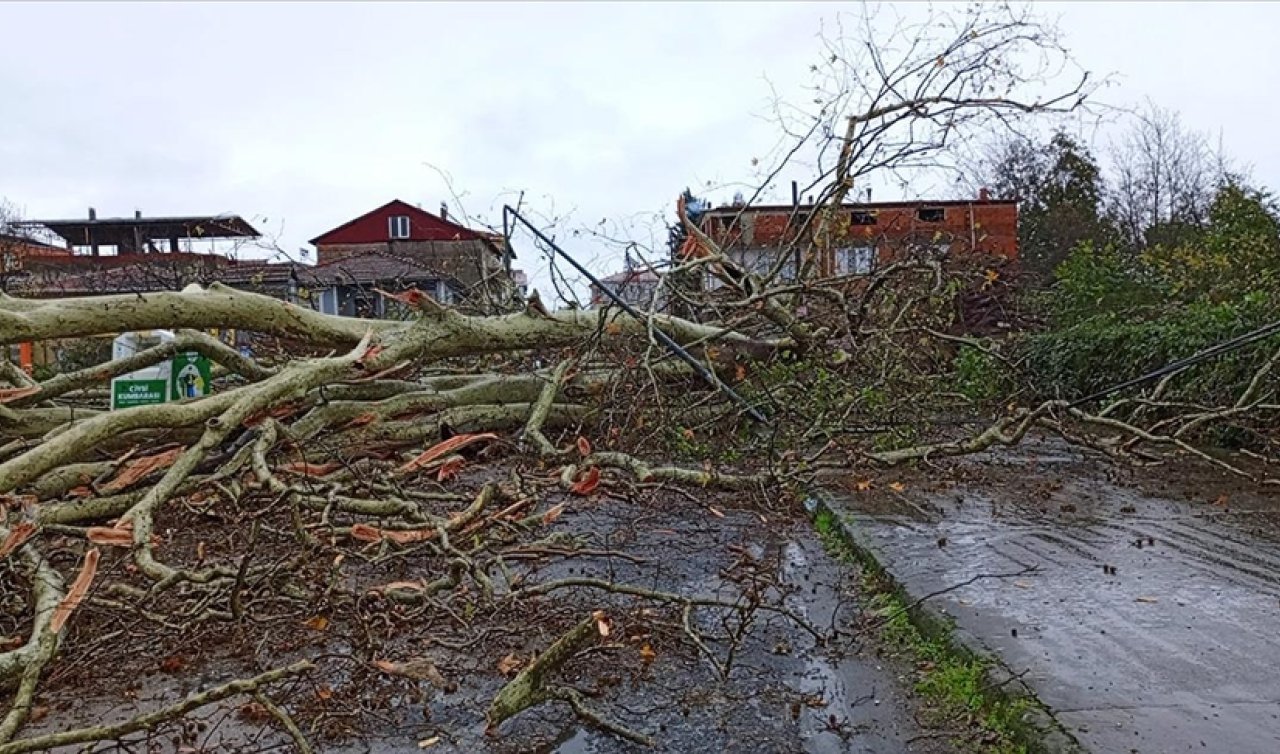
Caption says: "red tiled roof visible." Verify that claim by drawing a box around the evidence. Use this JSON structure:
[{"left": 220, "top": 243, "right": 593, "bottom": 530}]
[{"left": 303, "top": 252, "right": 450, "bottom": 287}]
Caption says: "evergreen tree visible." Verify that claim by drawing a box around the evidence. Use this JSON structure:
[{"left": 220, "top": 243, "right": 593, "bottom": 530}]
[{"left": 989, "top": 132, "right": 1112, "bottom": 280}]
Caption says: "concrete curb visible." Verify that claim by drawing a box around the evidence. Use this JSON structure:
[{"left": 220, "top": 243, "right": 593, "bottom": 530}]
[{"left": 804, "top": 488, "right": 1086, "bottom": 754}]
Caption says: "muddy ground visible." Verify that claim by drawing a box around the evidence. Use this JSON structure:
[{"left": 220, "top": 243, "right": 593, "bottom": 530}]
[
  {"left": 827, "top": 435, "right": 1280, "bottom": 753},
  {"left": 8, "top": 454, "right": 987, "bottom": 753}
]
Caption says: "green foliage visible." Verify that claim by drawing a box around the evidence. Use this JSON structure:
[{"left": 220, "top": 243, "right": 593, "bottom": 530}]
[
  {"left": 1142, "top": 182, "right": 1280, "bottom": 300},
  {"left": 870, "top": 425, "right": 921, "bottom": 453},
  {"left": 1024, "top": 293, "right": 1279, "bottom": 402},
  {"left": 1044, "top": 241, "right": 1160, "bottom": 326},
  {"left": 866, "top": 585, "right": 1031, "bottom": 754},
  {"left": 990, "top": 131, "right": 1114, "bottom": 280},
  {"left": 952, "top": 345, "right": 1008, "bottom": 401},
  {"left": 1022, "top": 178, "right": 1280, "bottom": 407}
]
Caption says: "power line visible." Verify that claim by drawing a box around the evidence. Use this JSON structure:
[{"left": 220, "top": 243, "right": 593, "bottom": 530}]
[{"left": 1069, "top": 317, "right": 1280, "bottom": 407}]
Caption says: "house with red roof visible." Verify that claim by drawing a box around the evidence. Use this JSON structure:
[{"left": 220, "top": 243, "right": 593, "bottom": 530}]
[{"left": 308, "top": 199, "right": 517, "bottom": 315}]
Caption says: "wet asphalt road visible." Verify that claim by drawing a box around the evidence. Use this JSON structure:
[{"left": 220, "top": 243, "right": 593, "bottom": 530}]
[{"left": 828, "top": 437, "right": 1280, "bottom": 753}]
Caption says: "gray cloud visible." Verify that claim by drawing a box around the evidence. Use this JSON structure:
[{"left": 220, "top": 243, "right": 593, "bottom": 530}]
[{"left": 2, "top": 2, "right": 1277, "bottom": 299}]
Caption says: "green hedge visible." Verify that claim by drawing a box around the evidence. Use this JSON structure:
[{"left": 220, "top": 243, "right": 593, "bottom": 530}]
[{"left": 1021, "top": 292, "right": 1280, "bottom": 404}]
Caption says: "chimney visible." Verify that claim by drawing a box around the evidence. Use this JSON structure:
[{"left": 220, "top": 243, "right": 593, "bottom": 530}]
[
  {"left": 979, "top": 187, "right": 990, "bottom": 201},
  {"left": 791, "top": 180, "right": 799, "bottom": 208},
  {"left": 439, "top": 202, "right": 448, "bottom": 221},
  {"left": 135, "top": 209, "right": 142, "bottom": 219},
  {"left": 88, "top": 207, "right": 96, "bottom": 221}
]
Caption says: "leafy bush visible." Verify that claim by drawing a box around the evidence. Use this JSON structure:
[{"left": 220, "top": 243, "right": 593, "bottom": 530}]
[
  {"left": 1022, "top": 293, "right": 1280, "bottom": 403},
  {"left": 952, "top": 345, "right": 1008, "bottom": 401},
  {"left": 1019, "top": 181, "right": 1280, "bottom": 406}
]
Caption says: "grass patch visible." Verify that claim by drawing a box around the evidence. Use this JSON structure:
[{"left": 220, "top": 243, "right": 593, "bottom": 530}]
[{"left": 813, "top": 506, "right": 1033, "bottom": 754}]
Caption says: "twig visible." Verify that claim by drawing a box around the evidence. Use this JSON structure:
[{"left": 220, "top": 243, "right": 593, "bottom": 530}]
[
  {"left": 861, "top": 565, "right": 1040, "bottom": 636},
  {"left": 0, "top": 661, "right": 313, "bottom": 754},
  {"left": 253, "top": 690, "right": 314, "bottom": 754}
]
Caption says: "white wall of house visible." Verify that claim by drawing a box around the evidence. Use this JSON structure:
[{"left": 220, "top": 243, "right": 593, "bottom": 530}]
[
  {"left": 707, "top": 248, "right": 798, "bottom": 289},
  {"left": 318, "top": 288, "right": 338, "bottom": 315}
]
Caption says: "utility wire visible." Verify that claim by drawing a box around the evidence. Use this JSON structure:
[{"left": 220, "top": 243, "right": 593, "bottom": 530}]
[
  {"left": 1068, "top": 317, "right": 1280, "bottom": 407},
  {"left": 501, "top": 205, "right": 769, "bottom": 424}
]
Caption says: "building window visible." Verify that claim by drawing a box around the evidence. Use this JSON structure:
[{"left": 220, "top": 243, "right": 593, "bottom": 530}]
[
  {"left": 917, "top": 208, "right": 945, "bottom": 223},
  {"left": 850, "top": 211, "right": 878, "bottom": 226},
  {"left": 836, "top": 246, "right": 875, "bottom": 276},
  {"left": 388, "top": 215, "right": 411, "bottom": 239}
]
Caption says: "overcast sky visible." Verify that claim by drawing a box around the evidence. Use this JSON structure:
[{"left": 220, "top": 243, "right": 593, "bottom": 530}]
[{"left": 2, "top": 2, "right": 1278, "bottom": 300}]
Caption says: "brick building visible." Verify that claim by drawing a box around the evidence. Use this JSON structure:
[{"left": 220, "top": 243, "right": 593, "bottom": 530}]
[{"left": 696, "top": 190, "right": 1017, "bottom": 282}]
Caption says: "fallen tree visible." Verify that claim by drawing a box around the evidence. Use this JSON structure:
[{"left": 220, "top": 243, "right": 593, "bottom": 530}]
[
  {"left": 0, "top": 281, "right": 796, "bottom": 750},
  {"left": 0, "top": 4, "right": 1159, "bottom": 749}
]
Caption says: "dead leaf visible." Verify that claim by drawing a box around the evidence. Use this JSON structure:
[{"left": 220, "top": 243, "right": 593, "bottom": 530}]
[
  {"left": 1213, "top": 494, "right": 1230, "bottom": 507},
  {"left": 397, "top": 433, "right": 499, "bottom": 474},
  {"left": 497, "top": 653, "right": 524, "bottom": 677},
  {"left": 888, "top": 481, "right": 906, "bottom": 493},
  {"left": 681, "top": 428, "right": 695, "bottom": 441},
  {"left": 639, "top": 643, "right": 657, "bottom": 665},
  {"left": 160, "top": 655, "right": 185, "bottom": 673},
  {"left": 418, "top": 737, "right": 441, "bottom": 749},
  {"left": 605, "top": 322, "right": 623, "bottom": 336},
  {"left": 27, "top": 705, "right": 48, "bottom": 724},
  {"left": 316, "top": 684, "right": 334, "bottom": 701},
  {"left": 0, "top": 522, "right": 36, "bottom": 558},
  {"left": 303, "top": 615, "right": 330, "bottom": 631},
  {"left": 1013, "top": 580, "right": 1033, "bottom": 589},
  {"left": 570, "top": 466, "right": 601, "bottom": 496},
  {"left": 1135, "top": 596, "right": 1159, "bottom": 604},
  {"left": 854, "top": 479, "right": 872, "bottom": 492},
  {"left": 187, "top": 489, "right": 216, "bottom": 507},
  {"left": 436, "top": 455, "right": 465, "bottom": 482},
  {"left": 85, "top": 526, "right": 135, "bottom": 548},
  {"left": 541, "top": 502, "right": 567, "bottom": 525},
  {"left": 374, "top": 658, "right": 457, "bottom": 691},
  {"left": 100, "top": 447, "right": 185, "bottom": 493},
  {"left": 734, "top": 363, "right": 747, "bottom": 382},
  {"left": 50, "top": 548, "right": 100, "bottom": 633},
  {"left": 238, "top": 702, "right": 270, "bottom": 722},
  {"left": 243, "top": 402, "right": 303, "bottom": 428},
  {"left": 576, "top": 436, "right": 592, "bottom": 457},
  {"left": 349, "top": 523, "right": 436, "bottom": 545},
  {"left": 593, "top": 610, "right": 612, "bottom": 638}
]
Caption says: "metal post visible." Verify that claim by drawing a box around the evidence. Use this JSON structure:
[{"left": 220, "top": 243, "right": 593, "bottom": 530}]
[{"left": 503, "top": 205, "right": 768, "bottom": 424}]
